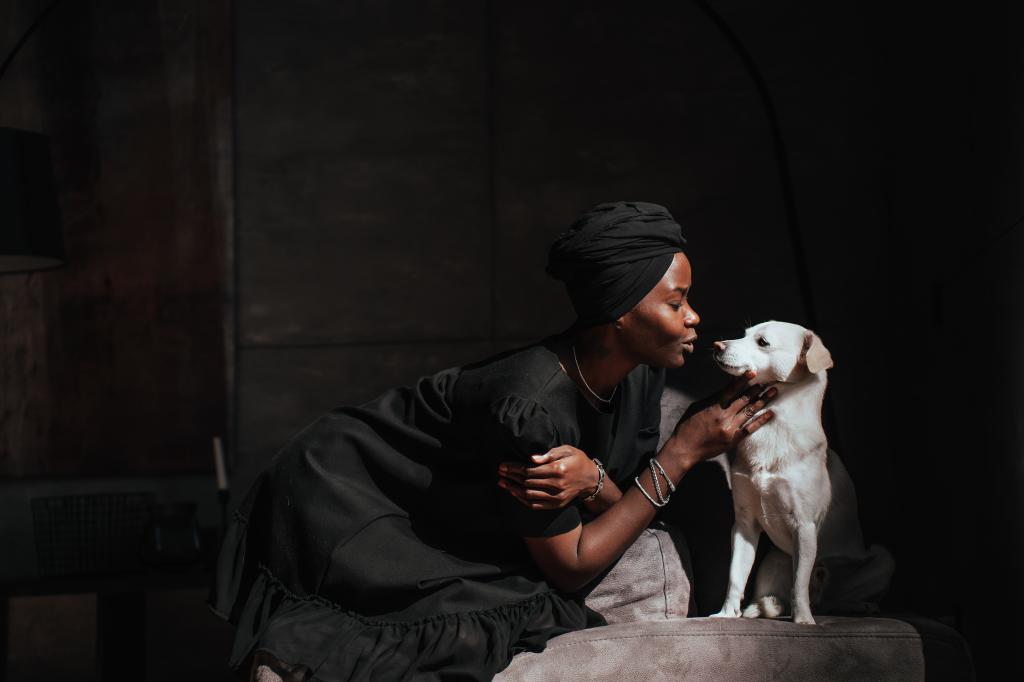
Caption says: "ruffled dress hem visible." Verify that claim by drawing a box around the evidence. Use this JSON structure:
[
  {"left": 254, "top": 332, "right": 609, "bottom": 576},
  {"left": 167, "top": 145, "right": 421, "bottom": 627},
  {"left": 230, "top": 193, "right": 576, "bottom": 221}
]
[{"left": 208, "top": 506, "right": 598, "bottom": 681}]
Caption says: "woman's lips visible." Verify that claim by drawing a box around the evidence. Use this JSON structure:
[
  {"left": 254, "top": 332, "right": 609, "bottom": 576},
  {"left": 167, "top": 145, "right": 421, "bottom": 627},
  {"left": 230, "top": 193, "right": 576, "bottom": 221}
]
[{"left": 680, "top": 338, "right": 697, "bottom": 353}]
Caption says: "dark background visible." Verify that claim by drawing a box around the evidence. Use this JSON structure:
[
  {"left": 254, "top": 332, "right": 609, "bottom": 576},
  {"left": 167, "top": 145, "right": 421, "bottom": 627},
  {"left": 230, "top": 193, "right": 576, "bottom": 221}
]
[
  {"left": 0, "top": 0, "right": 230, "bottom": 479},
  {"left": 1, "top": 0, "right": 1020, "bottom": 680}
]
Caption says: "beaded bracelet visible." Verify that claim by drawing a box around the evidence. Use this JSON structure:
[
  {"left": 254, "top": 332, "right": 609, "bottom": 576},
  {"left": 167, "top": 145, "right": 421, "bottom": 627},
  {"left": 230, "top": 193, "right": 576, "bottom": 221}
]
[{"left": 582, "top": 458, "right": 605, "bottom": 503}]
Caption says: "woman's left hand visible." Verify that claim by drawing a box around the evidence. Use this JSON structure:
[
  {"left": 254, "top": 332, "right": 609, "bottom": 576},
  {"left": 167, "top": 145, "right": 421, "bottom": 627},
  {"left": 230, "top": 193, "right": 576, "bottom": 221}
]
[{"left": 497, "top": 445, "right": 599, "bottom": 510}]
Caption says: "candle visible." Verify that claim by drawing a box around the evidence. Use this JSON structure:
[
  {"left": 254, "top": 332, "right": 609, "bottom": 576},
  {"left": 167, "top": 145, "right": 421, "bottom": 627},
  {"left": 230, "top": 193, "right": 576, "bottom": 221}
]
[{"left": 213, "top": 436, "right": 229, "bottom": 491}]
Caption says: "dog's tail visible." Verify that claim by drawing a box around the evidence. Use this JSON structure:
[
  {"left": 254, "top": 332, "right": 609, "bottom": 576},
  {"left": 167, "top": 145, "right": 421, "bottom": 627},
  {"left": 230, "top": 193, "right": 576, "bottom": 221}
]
[{"left": 742, "top": 595, "right": 787, "bottom": 619}]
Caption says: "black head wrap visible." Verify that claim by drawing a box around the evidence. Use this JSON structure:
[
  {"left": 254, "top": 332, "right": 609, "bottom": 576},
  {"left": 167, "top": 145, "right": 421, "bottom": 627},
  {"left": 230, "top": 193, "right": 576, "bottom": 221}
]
[{"left": 546, "top": 200, "right": 687, "bottom": 329}]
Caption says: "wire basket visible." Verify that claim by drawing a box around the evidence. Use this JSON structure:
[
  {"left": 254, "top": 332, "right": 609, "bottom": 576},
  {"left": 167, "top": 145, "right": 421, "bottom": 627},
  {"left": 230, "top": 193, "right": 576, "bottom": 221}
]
[{"left": 30, "top": 492, "right": 156, "bottom": 577}]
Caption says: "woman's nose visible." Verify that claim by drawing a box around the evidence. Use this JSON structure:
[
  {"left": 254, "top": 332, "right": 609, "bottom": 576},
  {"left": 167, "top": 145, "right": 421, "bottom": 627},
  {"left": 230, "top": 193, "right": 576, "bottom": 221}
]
[{"left": 713, "top": 340, "right": 727, "bottom": 352}]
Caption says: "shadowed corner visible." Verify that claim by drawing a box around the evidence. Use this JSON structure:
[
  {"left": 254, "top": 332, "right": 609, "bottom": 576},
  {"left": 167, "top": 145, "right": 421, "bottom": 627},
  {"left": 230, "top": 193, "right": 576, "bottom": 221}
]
[{"left": 879, "top": 612, "right": 977, "bottom": 682}]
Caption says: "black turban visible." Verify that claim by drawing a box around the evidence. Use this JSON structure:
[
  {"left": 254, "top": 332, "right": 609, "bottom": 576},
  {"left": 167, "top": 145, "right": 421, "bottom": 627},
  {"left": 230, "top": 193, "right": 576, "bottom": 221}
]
[{"left": 546, "top": 200, "right": 687, "bottom": 329}]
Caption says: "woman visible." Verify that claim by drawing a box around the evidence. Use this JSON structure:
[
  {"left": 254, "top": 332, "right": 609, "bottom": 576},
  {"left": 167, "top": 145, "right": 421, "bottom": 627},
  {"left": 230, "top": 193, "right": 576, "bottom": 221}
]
[{"left": 208, "top": 200, "right": 778, "bottom": 681}]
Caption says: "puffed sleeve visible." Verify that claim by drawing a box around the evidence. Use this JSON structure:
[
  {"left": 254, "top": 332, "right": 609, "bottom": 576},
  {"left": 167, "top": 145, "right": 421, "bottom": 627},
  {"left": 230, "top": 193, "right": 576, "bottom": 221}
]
[{"left": 488, "top": 394, "right": 582, "bottom": 538}]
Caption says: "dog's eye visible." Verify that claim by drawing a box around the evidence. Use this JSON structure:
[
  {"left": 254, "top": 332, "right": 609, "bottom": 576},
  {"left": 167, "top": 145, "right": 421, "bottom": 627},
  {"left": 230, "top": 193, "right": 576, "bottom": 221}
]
[{"left": 757, "top": 337, "right": 770, "bottom": 348}]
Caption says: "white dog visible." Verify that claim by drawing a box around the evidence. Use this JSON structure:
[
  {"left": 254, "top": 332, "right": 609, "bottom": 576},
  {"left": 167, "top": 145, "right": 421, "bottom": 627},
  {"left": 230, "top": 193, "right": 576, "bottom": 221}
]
[
  {"left": 658, "top": 321, "right": 893, "bottom": 624},
  {"left": 710, "top": 320, "right": 837, "bottom": 625}
]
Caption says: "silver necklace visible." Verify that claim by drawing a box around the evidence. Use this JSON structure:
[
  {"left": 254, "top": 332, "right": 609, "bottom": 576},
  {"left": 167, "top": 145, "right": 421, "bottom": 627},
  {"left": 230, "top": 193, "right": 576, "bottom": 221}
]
[{"left": 572, "top": 343, "right": 617, "bottom": 404}]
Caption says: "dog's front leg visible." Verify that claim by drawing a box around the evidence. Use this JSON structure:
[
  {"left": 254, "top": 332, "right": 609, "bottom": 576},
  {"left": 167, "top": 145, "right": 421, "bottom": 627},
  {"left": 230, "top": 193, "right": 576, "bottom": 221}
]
[
  {"left": 711, "top": 519, "right": 760, "bottom": 618},
  {"left": 792, "top": 522, "right": 818, "bottom": 624}
]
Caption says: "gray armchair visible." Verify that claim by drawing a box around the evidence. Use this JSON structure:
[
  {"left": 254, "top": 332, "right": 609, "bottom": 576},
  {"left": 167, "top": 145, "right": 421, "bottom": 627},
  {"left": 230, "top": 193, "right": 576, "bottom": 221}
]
[
  {"left": 493, "top": 390, "right": 975, "bottom": 680},
  {"left": 251, "top": 517, "right": 972, "bottom": 681},
  {"left": 494, "top": 520, "right": 973, "bottom": 681},
  {"left": 250, "top": 388, "right": 975, "bottom": 681}
]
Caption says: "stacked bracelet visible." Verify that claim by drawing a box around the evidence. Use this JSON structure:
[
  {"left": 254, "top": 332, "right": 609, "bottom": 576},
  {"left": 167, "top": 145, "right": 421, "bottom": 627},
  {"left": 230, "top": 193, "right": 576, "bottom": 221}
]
[
  {"left": 650, "top": 457, "right": 675, "bottom": 494},
  {"left": 635, "top": 457, "right": 675, "bottom": 509},
  {"left": 634, "top": 475, "right": 667, "bottom": 508},
  {"left": 582, "top": 458, "right": 605, "bottom": 503}
]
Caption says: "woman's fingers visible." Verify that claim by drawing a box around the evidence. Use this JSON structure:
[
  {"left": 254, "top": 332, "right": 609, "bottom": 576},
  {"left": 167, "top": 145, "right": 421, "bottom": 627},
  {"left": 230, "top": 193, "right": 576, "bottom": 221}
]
[
  {"left": 530, "top": 448, "right": 561, "bottom": 463},
  {"left": 727, "top": 381, "right": 782, "bottom": 419},
  {"left": 522, "top": 486, "right": 569, "bottom": 509},
  {"left": 497, "top": 477, "right": 531, "bottom": 506},
  {"left": 498, "top": 478, "right": 560, "bottom": 504},
  {"left": 522, "top": 487, "right": 563, "bottom": 501},
  {"left": 741, "top": 409, "right": 775, "bottom": 434},
  {"left": 719, "top": 369, "right": 757, "bottom": 408},
  {"left": 734, "top": 386, "right": 778, "bottom": 424},
  {"left": 500, "top": 458, "right": 574, "bottom": 480},
  {"left": 497, "top": 474, "right": 566, "bottom": 507},
  {"left": 517, "top": 462, "right": 565, "bottom": 479},
  {"left": 724, "top": 383, "right": 763, "bottom": 416},
  {"left": 523, "top": 476, "right": 560, "bottom": 488},
  {"left": 532, "top": 444, "right": 581, "bottom": 464},
  {"left": 498, "top": 459, "right": 567, "bottom": 482},
  {"left": 497, "top": 462, "right": 527, "bottom": 483},
  {"left": 498, "top": 471, "right": 561, "bottom": 492}
]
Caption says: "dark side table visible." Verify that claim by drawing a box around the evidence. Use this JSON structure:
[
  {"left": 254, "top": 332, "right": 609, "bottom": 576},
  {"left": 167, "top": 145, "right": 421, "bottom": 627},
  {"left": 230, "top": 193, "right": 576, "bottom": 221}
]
[{"left": 0, "top": 525, "right": 221, "bottom": 682}]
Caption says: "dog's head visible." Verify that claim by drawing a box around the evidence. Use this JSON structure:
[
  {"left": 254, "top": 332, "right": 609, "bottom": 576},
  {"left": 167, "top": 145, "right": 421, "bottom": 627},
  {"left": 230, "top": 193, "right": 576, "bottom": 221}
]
[{"left": 712, "top": 320, "right": 833, "bottom": 382}]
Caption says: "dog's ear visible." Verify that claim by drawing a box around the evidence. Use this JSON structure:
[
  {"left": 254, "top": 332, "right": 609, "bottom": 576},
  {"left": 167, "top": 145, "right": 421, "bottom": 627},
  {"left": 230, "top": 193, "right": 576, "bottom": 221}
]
[{"left": 801, "top": 330, "right": 834, "bottom": 373}]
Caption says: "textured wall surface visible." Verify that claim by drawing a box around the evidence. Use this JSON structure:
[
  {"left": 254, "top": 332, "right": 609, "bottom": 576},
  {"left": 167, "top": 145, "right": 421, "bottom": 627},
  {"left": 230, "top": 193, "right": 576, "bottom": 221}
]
[
  {"left": 230, "top": 0, "right": 812, "bottom": 499},
  {"left": 0, "top": 0, "right": 231, "bottom": 477},
  {"left": 1, "top": 0, "right": 1020, "bottom": 679}
]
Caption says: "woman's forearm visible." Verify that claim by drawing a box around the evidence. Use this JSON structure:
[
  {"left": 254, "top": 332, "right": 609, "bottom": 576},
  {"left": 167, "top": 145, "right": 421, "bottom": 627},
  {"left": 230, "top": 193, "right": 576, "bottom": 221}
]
[
  {"left": 524, "top": 435, "right": 696, "bottom": 592},
  {"left": 582, "top": 474, "right": 622, "bottom": 514},
  {"left": 526, "top": 369, "right": 777, "bottom": 592}
]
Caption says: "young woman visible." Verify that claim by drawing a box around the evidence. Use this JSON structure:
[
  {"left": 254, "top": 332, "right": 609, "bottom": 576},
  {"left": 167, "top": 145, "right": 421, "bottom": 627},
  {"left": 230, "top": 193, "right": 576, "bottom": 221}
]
[{"left": 208, "top": 201, "right": 777, "bottom": 681}]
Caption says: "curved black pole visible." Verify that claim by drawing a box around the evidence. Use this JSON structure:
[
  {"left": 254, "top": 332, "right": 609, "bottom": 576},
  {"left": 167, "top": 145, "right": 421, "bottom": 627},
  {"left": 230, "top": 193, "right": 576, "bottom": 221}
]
[
  {"left": 0, "top": 0, "right": 66, "bottom": 86},
  {"left": 690, "top": 0, "right": 842, "bottom": 452}
]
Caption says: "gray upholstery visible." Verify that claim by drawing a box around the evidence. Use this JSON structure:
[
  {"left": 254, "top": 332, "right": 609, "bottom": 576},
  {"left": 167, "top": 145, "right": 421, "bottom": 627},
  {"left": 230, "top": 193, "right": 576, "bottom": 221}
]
[
  {"left": 494, "top": 614, "right": 974, "bottom": 682},
  {"left": 494, "top": 513, "right": 975, "bottom": 682},
  {"left": 248, "top": 518, "right": 974, "bottom": 682},
  {"left": 582, "top": 520, "right": 695, "bottom": 623}
]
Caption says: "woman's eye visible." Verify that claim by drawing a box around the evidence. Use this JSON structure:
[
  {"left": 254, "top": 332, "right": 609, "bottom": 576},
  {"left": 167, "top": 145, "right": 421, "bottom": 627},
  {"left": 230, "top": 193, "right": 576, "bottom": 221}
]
[
  {"left": 669, "top": 303, "right": 682, "bottom": 310},
  {"left": 757, "top": 337, "right": 770, "bottom": 348}
]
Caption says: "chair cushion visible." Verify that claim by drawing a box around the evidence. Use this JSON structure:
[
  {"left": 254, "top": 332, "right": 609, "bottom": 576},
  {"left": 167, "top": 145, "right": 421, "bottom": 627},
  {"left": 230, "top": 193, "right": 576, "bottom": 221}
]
[
  {"left": 582, "top": 520, "right": 695, "bottom": 624},
  {"left": 495, "top": 614, "right": 975, "bottom": 682}
]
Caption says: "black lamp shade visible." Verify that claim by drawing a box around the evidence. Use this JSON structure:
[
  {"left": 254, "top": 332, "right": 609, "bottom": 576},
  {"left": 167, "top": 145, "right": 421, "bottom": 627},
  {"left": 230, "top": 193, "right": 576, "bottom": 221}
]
[{"left": 0, "top": 127, "right": 65, "bottom": 273}]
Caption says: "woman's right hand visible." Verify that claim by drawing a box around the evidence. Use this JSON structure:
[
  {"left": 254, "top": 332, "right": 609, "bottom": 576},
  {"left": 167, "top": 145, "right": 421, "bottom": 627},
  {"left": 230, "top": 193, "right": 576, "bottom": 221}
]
[
  {"left": 670, "top": 369, "right": 778, "bottom": 468},
  {"left": 497, "top": 445, "right": 598, "bottom": 510}
]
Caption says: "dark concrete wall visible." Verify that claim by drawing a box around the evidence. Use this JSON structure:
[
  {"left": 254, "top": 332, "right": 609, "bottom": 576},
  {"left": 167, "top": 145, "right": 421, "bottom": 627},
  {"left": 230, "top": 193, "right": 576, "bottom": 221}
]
[
  {"left": 1, "top": 0, "right": 236, "bottom": 679},
  {"left": 231, "top": 0, "right": 810, "bottom": 495},
  {"left": 0, "top": 0, "right": 231, "bottom": 478},
  {"left": 231, "top": 1, "right": 1023, "bottom": 678},
  {"left": 2, "top": 0, "right": 1020, "bottom": 679},
  {"left": 872, "top": 2, "right": 1024, "bottom": 675}
]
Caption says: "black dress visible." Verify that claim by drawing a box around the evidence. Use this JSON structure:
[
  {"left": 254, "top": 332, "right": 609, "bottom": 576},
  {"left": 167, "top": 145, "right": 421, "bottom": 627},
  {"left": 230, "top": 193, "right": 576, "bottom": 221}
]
[{"left": 207, "top": 330, "right": 666, "bottom": 681}]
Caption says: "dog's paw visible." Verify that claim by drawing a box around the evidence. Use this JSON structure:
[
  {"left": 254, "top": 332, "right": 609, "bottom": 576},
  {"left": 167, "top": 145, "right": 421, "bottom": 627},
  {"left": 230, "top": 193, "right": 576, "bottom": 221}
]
[
  {"left": 793, "top": 610, "right": 816, "bottom": 625},
  {"left": 741, "top": 602, "right": 762, "bottom": 618},
  {"left": 710, "top": 606, "right": 742, "bottom": 618}
]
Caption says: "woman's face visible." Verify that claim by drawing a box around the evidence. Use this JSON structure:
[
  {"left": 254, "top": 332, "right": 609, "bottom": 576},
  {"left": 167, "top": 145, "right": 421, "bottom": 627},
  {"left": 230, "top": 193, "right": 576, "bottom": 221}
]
[{"left": 618, "top": 252, "right": 700, "bottom": 369}]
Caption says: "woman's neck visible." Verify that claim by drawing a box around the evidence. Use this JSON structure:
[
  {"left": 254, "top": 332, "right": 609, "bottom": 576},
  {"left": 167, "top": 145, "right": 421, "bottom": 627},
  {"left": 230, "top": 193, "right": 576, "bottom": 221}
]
[{"left": 553, "top": 325, "right": 637, "bottom": 408}]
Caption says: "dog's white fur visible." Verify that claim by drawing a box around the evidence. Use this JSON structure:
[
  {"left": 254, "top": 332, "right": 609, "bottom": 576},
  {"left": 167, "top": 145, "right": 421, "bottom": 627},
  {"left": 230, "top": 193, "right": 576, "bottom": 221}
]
[
  {"left": 711, "top": 320, "right": 835, "bottom": 625},
  {"left": 660, "top": 384, "right": 893, "bottom": 623},
  {"left": 659, "top": 333, "right": 892, "bottom": 622}
]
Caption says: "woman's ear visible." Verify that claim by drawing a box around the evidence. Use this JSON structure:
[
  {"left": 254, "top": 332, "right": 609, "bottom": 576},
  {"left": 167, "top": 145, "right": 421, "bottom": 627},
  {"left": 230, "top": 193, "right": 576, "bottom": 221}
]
[{"left": 801, "top": 330, "right": 834, "bottom": 374}]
